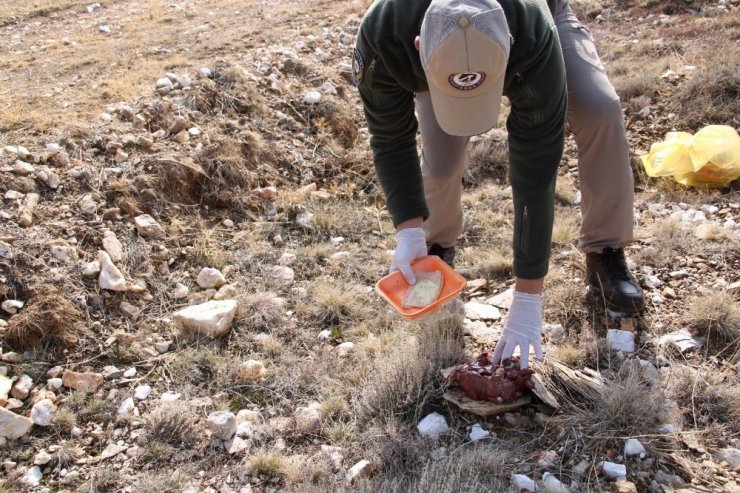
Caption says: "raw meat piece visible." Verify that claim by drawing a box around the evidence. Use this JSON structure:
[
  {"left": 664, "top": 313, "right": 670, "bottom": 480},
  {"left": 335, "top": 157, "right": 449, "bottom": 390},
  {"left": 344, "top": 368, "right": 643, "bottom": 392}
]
[{"left": 447, "top": 353, "right": 535, "bottom": 403}]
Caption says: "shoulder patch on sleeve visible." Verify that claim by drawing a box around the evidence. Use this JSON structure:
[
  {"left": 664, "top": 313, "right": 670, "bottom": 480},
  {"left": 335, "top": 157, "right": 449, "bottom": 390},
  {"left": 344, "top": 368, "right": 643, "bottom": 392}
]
[{"left": 352, "top": 48, "right": 364, "bottom": 87}]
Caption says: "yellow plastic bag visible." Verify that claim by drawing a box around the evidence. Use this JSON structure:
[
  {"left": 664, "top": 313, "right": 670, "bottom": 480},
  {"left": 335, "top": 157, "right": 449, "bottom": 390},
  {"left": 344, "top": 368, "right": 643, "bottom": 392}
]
[{"left": 641, "top": 125, "right": 740, "bottom": 188}]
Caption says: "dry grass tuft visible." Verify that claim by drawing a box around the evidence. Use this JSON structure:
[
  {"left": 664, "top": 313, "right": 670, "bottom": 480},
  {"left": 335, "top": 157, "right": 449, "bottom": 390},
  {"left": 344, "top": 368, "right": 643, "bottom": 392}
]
[
  {"left": 465, "top": 248, "right": 512, "bottom": 281},
  {"left": 665, "top": 366, "right": 740, "bottom": 436},
  {"left": 546, "top": 362, "right": 666, "bottom": 452},
  {"left": 686, "top": 292, "right": 740, "bottom": 353},
  {"left": 3, "top": 284, "right": 85, "bottom": 351},
  {"left": 669, "top": 61, "right": 740, "bottom": 130},
  {"left": 239, "top": 292, "right": 286, "bottom": 332},
  {"left": 184, "top": 61, "right": 266, "bottom": 117},
  {"left": 247, "top": 451, "right": 291, "bottom": 478},
  {"left": 303, "top": 281, "right": 367, "bottom": 326},
  {"left": 464, "top": 132, "right": 509, "bottom": 187},
  {"left": 355, "top": 322, "right": 465, "bottom": 424},
  {"left": 635, "top": 218, "right": 693, "bottom": 268},
  {"left": 138, "top": 402, "right": 203, "bottom": 464}
]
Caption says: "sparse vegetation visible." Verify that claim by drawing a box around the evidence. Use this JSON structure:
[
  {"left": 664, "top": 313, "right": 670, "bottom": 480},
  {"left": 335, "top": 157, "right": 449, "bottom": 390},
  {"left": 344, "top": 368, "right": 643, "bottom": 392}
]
[{"left": 0, "top": 0, "right": 738, "bottom": 491}]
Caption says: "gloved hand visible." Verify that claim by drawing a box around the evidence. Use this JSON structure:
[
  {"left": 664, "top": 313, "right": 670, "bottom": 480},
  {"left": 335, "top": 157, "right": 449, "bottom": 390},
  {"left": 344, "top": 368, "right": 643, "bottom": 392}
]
[
  {"left": 390, "top": 227, "right": 428, "bottom": 285},
  {"left": 491, "top": 291, "right": 544, "bottom": 369}
]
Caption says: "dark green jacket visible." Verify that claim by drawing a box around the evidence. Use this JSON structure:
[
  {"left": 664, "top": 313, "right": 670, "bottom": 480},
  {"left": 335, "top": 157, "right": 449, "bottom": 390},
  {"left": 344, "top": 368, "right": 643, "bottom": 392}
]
[{"left": 355, "top": 0, "right": 567, "bottom": 279}]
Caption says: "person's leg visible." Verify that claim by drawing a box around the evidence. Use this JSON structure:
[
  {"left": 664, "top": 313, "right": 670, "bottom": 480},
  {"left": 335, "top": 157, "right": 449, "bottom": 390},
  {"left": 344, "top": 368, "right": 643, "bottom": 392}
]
[
  {"left": 555, "top": 4, "right": 644, "bottom": 312},
  {"left": 416, "top": 91, "right": 469, "bottom": 249},
  {"left": 555, "top": 3, "right": 634, "bottom": 253}
]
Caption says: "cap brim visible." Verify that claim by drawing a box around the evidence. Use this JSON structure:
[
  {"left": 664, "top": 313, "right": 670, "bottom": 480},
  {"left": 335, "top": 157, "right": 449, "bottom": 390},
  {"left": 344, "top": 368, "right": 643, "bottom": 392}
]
[{"left": 427, "top": 73, "right": 504, "bottom": 137}]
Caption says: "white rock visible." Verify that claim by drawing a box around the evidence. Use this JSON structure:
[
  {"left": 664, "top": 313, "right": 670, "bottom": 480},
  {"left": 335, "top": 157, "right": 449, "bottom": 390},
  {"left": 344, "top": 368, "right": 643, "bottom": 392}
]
[
  {"left": 207, "top": 411, "right": 237, "bottom": 440},
  {"left": 98, "top": 251, "right": 127, "bottom": 291},
  {"left": 417, "top": 412, "right": 449, "bottom": 439},
  {"left": 177, "top": 75, "right": 191, "bottom": 88},
  {"left": 200, "top": 67, "right": 212, "bottom": 78},
  {"left": 71, "top": 426, "right": 82, "bottom": 437},
  {"left": 1, "top": 300, "right": 24, "bottom": 315},
  {"left": 99, "top": 24, "right": 111, "bottom": 34},
  {"left": 294, "top": 403, "right": 322, "bottom": 434},
  {"left": 160, "top": 391, "right": 181, "bottom": 401},
  {"left": 11, "top": 374, "right": 33, "bottom": 399},
  {"left": 625, "top": 438, "right": 646, "bottom": 458},
  {"left": 173, "top": 283, "right": 190, "bottom": 299},
  {"left": 30, "top": 399, "right": 56, "bottom": 426},
  {"left": 226, "top": 435, "right": 249, "bottom": 455},
  {"left": 345, "top": 459, "right": 371, "bottom": 484},
  {"left": 102, "top": 234, "right": 124, "bottom": 262},
  {"left": 658, "top": 329, "right": 703, "bottom": 353},
  {"left": 173, "top": 299, "right": 238, "bottom": 338},
  {"left": 543, "top": 323, "right": 565, "bottom": 342},
  {"left": 13, "top": 160, "right": 34, "bottom": 175},
  {"left": 117, "top": 397, "right": 136, "bottom": 415},
  {"left": 197, "top": 267, "right": 226, "bottom": 289},
  {"left": 337, "top": 341, "right": 355, "bottom": 356},
  {"left": 82, "top": 260, "right": 101, "bottom": 278},
  {"left": 0, "top": 375, "right": 12, "bottom": 401},
  {"left": 47, "top": 378, "right": 63, "bottom": 391},
  {"left": 542, "top": 472, "right": 570, "bottom": 493},
  {"left": 511, "top": 473, "right": 536, "bottom": 492},
  {"left": 21, "top": 466, "right": 43, "bottom": 487},
  {"left": 488, "top": 287, "right": 515, "bottom": 309},
  {"left": 0, "top": 241, "right": 13, "bottom": 260},
  {"left": 657, "top": 423, "right": 675, "bottom": 435},
  {"left": 239, "top": 360, "right": 266, "bottom": 379},
  {"left": 464, "top": 301, "right": 501, "bottom": 320},
  {"left": 318, "top": 329, "right": 332, "bottom": 341},
  {"left": 271, "top": 266, "right": 295, "bottom": 285},
  {"left": 123, "top": 367, "right": 137, "bottom": 378},
  {"left": 712, "top": 448, "right": 740, "bottom": 471},
  {"left": 464, "top": 320, "right": 497, "bottom": 342},
  {"left": 34, "top": 450, "right": 52, "bottom": 465},
  {"left": 601, "top": 461, "right": 627, "bottom": 478},
  {"left": 156, "top": 77, "right": 174, "bottom": 90},
  {"left": 62, "top": 370, "right": 104, "bottom": 392},
  {"left": 134, "top": 214, "right": 165, "bottom": 239},
  {"left": 469, "top": 423, "right": 490, "bottom": 441},
  {"left": 235, "top": 420, "right": 255, "bottom": 438},
  {"left": 0, "top": 407, "right": 34, "bottom": 439},
  {"left": 607, "top": 329, "right": 635, "bottom": 353},
  {"left": 134, "top": 385, "right": 151, "bottom": 400},
  {"left": 303, "top": 91, "right": 321, "bottom": 104},
  {"left": 51, "top": 244, "right": 78, "bottom": 262},
  {"left": 4, "top": 145, "right": 31, "bottom": 159}
]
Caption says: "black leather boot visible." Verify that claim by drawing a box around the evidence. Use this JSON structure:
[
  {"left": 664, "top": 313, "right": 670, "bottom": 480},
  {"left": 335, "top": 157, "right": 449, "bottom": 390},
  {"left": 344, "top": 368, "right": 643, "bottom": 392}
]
[
  {"left": 586, "top": 248, "right": 645, "bottom": 313},
  {"left": 427, "top": 243, "right": 455, "bottom": 268}
]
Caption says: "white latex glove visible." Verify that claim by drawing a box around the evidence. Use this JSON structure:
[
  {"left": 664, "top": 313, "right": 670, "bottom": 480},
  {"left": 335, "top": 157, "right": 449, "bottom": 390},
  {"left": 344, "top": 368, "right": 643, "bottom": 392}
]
[
  {"left": 491, "top": 291, "right": 544, "bottom": 369},
  {"left": 390, "top": 227, "right": 428, "bottom": 285}
]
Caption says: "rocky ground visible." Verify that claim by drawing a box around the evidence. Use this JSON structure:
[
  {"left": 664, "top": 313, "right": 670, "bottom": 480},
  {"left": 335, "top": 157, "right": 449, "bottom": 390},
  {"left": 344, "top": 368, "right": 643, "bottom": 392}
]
[{"left": 0, "top": 0, "right": 739, "bottom": 492}]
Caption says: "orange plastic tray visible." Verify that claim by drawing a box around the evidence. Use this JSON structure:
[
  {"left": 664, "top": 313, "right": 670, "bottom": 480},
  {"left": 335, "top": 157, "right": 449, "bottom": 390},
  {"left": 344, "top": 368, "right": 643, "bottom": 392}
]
[{"left": 375, "top": 256, "right": 466, "bottom": 320}]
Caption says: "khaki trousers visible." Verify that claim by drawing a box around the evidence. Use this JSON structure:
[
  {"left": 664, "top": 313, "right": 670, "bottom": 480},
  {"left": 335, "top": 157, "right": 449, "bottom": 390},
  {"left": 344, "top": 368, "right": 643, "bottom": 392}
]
[{"left": 418, "top": 2, "right": 634, "bottom": 255}]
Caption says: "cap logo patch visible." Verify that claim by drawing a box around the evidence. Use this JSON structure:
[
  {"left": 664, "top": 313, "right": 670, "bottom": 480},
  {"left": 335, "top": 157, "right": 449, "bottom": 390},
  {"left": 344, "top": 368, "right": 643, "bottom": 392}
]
[{"left": 449, "top": 72, "right": 486, "bottom": 91}]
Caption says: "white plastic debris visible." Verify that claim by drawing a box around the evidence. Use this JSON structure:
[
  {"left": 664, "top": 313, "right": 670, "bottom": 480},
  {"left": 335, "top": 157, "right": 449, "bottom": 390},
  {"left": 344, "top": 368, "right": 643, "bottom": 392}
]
[{"left": 607, "top": 329, "right": 635, "bottom": 353}]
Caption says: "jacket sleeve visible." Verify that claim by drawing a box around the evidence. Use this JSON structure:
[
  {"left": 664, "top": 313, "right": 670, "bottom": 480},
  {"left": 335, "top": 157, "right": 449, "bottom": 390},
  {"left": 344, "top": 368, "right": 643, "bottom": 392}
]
[
  {"left": 506, "top": 25, "right": 567, "bottom": 279},
  {"left": 355, "top": 38, "right": 429, "bottom": 227}
]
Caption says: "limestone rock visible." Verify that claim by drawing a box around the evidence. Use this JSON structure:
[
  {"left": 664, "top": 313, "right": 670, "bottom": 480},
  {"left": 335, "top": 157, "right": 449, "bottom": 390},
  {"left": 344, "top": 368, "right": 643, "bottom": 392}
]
[
  {"left": 134, "top": 214, "right": 165, "bottom": 239},
  {"left": 294, "top": 403, "right": 322, "bottom": 435},
  {"left": 417, "top": 412, "right": 449, "bottom": 439},
  {"left": 197, "top": 267, "right": 226, "bottom": 289},
  {"left": 30, "top": 399, "right": 56, "bottom": 426},
  {"left": 62, "top": 370, "right": 104, "bottom": 392},
  {"left": 11, "top": 374, "right": 33, "bottom": 400},
  {"left": 0, "top": 407, "right": 33, "bottom": 439},
  {"left": 624, "top": 438, "right": 646, "bottom": 458},
  {"left": 511, "top": 473, "right": 536, "bottom": 492},
  {"left": 98, "top": 251, "right": 127, "bottom": 291},
  {"left": 102, "top": 234, "right": 124, "bottom": 262},
  {"left": 207, "top": 411, "right": 237, "bottom": 440},
  {"left": 346, "top": 459, "right": 371, "bottom": 484},
  {"left": 239, "top": 360, "right": 266, "bottom": 379},
  {"left": 173, "top": 300, "right": 238, "bottom": 338},
  {"left": 464, "top": 301, "right": 501, "bottom": 321}
]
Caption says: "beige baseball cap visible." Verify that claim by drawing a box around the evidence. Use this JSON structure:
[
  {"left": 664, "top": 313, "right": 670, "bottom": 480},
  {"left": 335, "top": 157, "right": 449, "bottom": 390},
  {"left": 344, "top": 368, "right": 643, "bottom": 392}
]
[{"left": 420, "top": 0, "right": 510, "bottom": 137}]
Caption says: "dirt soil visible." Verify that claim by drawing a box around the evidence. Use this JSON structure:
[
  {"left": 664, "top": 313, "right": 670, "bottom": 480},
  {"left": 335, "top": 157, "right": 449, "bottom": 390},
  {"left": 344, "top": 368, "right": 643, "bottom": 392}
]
[{"left": 1, "top": 0, "right": 739, "bottom": 492}]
